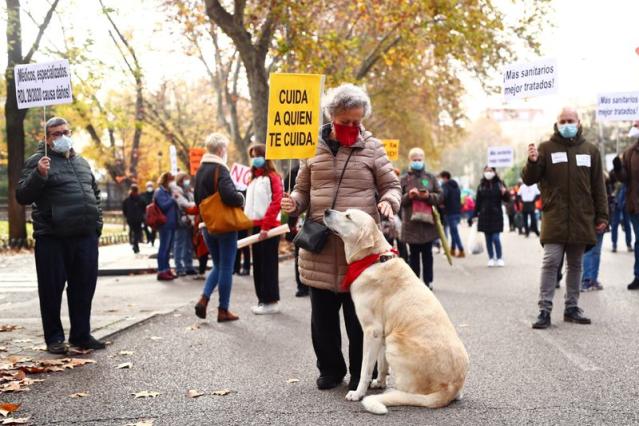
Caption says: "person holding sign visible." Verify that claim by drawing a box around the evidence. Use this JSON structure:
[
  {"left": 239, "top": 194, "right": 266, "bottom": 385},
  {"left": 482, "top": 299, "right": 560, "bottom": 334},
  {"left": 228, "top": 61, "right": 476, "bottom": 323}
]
[
  {"left": 16, "top": 117, "right": 105, "bottom": 354},
  {"left": 281, "top": 83, "right": 401, "bottom": 391},
  {"left": 244, "top": 143, "right": 284, "bottom": 315},
  {"left": 522, "top": 107, "right": 608, "bottom": 329}
]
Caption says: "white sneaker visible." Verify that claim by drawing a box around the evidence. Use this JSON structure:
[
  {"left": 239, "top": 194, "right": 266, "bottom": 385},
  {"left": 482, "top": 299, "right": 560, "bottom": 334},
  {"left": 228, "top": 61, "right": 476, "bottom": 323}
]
[
  {"left": 252, "top": 302, "right": 280, "bottom": 315},
  {"left": 496, "top": 259, "right": 505, "bottom": 267},
  {"left": 487, "top": 258, "right": 496, "bottom": 267}
]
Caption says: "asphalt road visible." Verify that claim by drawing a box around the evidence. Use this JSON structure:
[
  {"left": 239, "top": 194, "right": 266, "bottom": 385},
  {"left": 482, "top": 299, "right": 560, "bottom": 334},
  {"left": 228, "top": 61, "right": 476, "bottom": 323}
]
[{"left": 3, "top": 229, "right": 639, "bottom": 425}]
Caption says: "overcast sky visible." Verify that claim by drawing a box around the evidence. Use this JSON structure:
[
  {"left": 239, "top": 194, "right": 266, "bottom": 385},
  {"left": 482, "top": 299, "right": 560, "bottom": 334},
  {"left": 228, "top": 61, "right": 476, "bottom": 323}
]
[{"left": 2, "top": 0, "right": 638, "bottom": 124}]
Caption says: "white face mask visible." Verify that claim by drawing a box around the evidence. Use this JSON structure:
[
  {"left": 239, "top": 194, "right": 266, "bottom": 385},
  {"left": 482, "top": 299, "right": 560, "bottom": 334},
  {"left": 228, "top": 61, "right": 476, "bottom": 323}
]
[
  {"left": 484, "top": 171, "right": 495, "bottom": 180},
  {"left": 52, "top": 135, "right": 73, "bottom": 153},
  {"left": 629, "top": 127, "right": 639, "bottom": 139}
]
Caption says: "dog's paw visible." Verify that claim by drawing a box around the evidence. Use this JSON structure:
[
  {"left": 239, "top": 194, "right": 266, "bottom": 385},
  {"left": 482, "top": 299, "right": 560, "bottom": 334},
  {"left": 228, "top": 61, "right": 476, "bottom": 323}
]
[
  {"left": 345, "top": 390, "right": 364, "bottom": 401},
  {"left": 370, "top": 379, "right": 387, "bottom": 389}
]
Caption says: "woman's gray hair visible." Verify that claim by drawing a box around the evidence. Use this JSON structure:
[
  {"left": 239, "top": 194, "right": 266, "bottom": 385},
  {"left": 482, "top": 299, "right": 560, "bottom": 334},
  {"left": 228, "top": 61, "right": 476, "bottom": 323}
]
[
  {"left": 45, "top": 117, "right": 68, "bottom": 135},
  {"left": 205, "top": 132, "right": 228, "bottom": 154},
  {"left": 323, "top": 83, "right": 372, "bottom": 119}
]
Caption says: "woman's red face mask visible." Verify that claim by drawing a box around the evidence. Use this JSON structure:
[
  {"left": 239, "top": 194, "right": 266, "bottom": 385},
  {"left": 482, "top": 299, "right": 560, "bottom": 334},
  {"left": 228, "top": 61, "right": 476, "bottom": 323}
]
[{"left": 333, "top": 122, "right": 360, "bottom": 146}]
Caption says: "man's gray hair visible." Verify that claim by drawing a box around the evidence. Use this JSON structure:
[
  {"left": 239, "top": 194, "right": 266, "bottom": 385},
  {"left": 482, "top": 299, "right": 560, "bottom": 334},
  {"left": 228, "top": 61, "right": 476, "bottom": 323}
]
[
  {"left": 205, "top": 132, "right": 229, "bottom": 154},
  {"left": 323, "top": 83, "right": 372, "bottom": 119},
  {"left": 45, "top": 117, "right": 68, "bottom": 135}
]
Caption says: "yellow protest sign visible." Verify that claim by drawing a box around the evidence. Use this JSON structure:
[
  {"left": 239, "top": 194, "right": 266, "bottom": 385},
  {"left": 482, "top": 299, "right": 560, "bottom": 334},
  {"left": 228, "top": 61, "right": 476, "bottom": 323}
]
[
  {"left": 381, "top": 139, "right": 400, "bottom": 161},
  {"left": 266, "top": 73, "right": 325, "bottom": 160}
]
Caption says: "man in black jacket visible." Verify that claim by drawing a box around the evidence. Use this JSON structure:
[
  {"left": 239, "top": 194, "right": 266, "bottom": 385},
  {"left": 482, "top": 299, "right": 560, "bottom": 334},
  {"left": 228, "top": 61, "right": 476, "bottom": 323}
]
[
  {"left": 440, "top": 171, "right": 465, "bottom": 257},
  {"left": 16, "top": 117, "right": 105, "bottom": 354},
  {"left": 122, "top": 184, "right": 146, "bottom": 253}
]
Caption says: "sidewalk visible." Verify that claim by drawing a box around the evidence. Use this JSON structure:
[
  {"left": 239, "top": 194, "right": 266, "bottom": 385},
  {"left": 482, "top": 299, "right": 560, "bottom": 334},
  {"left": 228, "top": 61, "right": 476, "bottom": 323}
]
[{"left": 0, "top": 242, "right": 202, "bottom": 358}]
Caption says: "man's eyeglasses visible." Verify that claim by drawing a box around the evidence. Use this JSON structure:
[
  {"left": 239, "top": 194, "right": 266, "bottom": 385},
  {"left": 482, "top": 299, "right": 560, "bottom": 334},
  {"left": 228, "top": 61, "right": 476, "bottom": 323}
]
[
  {"left": 558, "top": 119, "right": 577, "bottom": 125},
  {"left": 49, "top": 130, "right": 72, "bottom": 138}
]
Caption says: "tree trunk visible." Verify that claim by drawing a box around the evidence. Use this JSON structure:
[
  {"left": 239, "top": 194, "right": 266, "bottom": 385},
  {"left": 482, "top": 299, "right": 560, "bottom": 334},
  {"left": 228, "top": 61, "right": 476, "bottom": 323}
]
[
  {"left": 5, "top": 0, "right": 27, "bottom": 241},
  {"left": 128, "top": 76, "right": 144, "bottom": 178},
  {"left": 244, "top": 64, "right": 269, "bottom": 146}
]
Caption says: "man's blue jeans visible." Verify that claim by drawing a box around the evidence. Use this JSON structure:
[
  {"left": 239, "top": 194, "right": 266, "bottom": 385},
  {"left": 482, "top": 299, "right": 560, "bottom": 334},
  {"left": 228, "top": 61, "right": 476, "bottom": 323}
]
[
  {"left": 173, "top": 227, "right": 194, "bottom": 273},
  {"left": 446, "top": 214, "right": 464, "bottom": 252},
  {"left": 630, "top": 214, "right": 639, "bottom": 279},
  {"left": 611, "top": 205, "right": 632, "bottom": 249},
  {"left": 484, "top": 232, "right": 502, "bottom": 260},
  {"left": 203, "top": 230, "right": 238, "bottom": 310},
  {"left": 157, "top": 227, "right": 175, "bottom": 273},
  {"left": 582, "top": 232, "right": 604, "bottom": 283}
]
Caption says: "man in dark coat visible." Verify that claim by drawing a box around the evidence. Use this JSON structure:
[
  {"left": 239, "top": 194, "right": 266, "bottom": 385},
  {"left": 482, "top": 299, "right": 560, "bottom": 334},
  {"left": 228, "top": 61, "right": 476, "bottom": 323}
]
[
  {"left": 522, "top": 108, "right": 608, "bottom": 329},
  {"left": 122, "top": 184, "right": 146, "bottom": 253},
  {"left": 617, "top": 120, "right": 639, "bottom": 289},
  {"left": 440, "top": 171, "right": 464, "bottom": 257},
  {"left": 16, "top": 117, "right": 105, "bottom": 354}
]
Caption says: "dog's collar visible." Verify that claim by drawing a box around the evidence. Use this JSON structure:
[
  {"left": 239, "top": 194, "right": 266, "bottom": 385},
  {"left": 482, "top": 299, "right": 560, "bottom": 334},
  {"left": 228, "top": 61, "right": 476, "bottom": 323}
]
[{"left": 341, "top": 249, "right": 398, "bottom": 292}]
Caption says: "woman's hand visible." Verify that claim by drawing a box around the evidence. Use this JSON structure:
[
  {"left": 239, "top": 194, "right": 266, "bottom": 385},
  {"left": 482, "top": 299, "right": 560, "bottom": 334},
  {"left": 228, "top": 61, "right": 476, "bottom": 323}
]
[
  {"left": 408, "top": 188, "right": 419, "bottom": 199},
  {"left": 258, "top": 230, "right": 269, "bottom": 240},
  {"left": 378, "top": 201, "right": 394, "bottom": 219},
  {"left": 281, "top": 193, "right": 297, "bottom": 213}
]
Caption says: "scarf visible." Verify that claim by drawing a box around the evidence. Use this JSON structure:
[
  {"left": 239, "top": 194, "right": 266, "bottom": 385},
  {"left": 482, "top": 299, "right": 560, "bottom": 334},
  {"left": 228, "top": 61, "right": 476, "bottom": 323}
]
[{"left": 200, "top": 153, "right": 229, "bottom": 170}]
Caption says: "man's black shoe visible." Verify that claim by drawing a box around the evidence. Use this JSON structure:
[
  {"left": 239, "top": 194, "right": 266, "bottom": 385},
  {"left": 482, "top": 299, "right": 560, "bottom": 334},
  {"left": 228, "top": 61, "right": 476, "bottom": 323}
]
[
  {"left": 532, "top": 310, "right": 551, "bottom": 329},
  {"left": 563, "top": 307, "right": 591, "bottom": 324},
  {"left": 295, "top": 289, "right": 309, "bottom": 297},
  {"left": 47, "top": 341, "right": 68, "bottom": 355},
  {"left": 70, "top": 336, "right": 106, "bottom": 350},
  {"left": 628, "top": 279, "right": 639, "bottom": 290},
  {"left": 316, "top": 375, "right": 344, "bottom": 390}
]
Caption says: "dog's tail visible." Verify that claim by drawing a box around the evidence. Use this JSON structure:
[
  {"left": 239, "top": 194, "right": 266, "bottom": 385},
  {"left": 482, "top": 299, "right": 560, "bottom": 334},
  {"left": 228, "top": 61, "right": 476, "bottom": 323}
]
[{"left": 361, "top": 389, "right": 456, "bottom": 415}]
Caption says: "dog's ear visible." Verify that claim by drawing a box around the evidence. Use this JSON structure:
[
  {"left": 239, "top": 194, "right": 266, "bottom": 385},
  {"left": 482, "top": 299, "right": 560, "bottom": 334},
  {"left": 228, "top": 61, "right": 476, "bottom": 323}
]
[{"left": 354, "top": 220, "right": 377, "bottom": 250}]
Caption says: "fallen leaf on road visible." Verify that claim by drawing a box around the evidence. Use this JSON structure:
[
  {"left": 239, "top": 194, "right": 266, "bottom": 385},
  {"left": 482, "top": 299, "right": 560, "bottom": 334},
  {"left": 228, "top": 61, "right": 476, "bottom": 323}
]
[
  {"left": 118, "top": 351, "right": 135, "bottom": 356},
  {"left": 117, "top": 363, "right": 132, "bottom": 369},
  {"left": 173, "top": 313, "right": 182, "bottom": 318},
  {"left": 69, "top": 392, "right": 89, "bottom": 398},
  {"left": 68, "top": 358, "right": 96, "bottom": 367},
  {"left": 0, "top": 382, "right": 28, "bottom": 393},
  {"left": 149, "top": 337, "right": 162, "bottom": 341},
  {"left": 132, "top": 391, "right": 160, "bottom": 399},
  {"left": 186, "top": 389, "right": 204, "bottom": 398},
  {"left": 0, "top": 326, "right": 20, "bottom": 333},
  {"left": 2, "top": 417, "right": 30, "bottom": 425},
  {"left": 211, "top": 389, "right": 232, "bottom": 396},
  {"left": 18, "top": 367, "right": 46, "bottom": 375},
  {"left": 125, "top": 420, "right": 154, "bottom": 426},
  {"left": 286, "top": 378, "right": 300, "bottom": 384},
  {"left": 105, "top": 309, "right": 119, "bottom": 313},
  {"left": 29, "top": 346, "right": 46, "bottom": 352},
  {"left": 105, "top": 341, "right": 113, "bottom": 346},
  {"left": 0, "top": 403, "right": 20, "bottom": 417},
  {"left": 0, "top": 348, "right": 6, "bottom": 353}
]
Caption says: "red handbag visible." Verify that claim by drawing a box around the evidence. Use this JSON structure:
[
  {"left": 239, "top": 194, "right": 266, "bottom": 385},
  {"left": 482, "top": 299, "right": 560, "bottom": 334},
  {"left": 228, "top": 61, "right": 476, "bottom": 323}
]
[{"left": 145, "top": 201, "right": 167, "bottom": 230}]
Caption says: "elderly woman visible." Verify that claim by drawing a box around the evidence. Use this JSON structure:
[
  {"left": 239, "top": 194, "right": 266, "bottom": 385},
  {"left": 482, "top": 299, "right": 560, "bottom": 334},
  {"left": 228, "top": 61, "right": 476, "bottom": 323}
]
[
  {"left": 193, "top": 133, "right": 245, "bottom": 322},
  {"left": 281, "top": 83, "right": 401, "bottom": 391},
  {"left": 400, "top": 148, "right": 443, "bottom": 290}
]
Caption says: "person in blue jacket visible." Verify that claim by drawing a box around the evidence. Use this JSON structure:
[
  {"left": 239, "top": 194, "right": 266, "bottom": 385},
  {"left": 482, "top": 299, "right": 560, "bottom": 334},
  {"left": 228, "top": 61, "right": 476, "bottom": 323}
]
[{"left": 155, "top": 172, "right": 178, "bottom": 281}]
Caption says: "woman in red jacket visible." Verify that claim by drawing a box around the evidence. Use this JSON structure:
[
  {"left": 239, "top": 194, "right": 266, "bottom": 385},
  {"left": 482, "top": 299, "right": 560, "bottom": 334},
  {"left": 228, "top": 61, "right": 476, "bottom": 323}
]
[{"left": 244, "top": 143, "right": 283, "bottom": 314}]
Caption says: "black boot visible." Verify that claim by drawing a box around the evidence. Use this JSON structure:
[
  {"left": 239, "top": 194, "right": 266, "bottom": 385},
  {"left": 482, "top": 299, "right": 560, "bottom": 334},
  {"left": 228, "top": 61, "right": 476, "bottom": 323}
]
[
  {"left": 563, "top": 307, "right": 591, "bottom": 324},
  {"left": 316, "top": 375, "right": 344, "bottom": 390},
  {"left": 532, "top": 310, "right": 551, "bottom": 329},
  {"left": 628, "top": 278, "right": 639, "bottom": 290}
]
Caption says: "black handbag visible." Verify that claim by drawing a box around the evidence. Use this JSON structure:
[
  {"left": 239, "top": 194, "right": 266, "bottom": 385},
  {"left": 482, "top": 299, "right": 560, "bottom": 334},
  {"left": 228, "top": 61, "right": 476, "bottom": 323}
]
[{"left": 294, "top": 150, "right": 355, "bottom": 253}]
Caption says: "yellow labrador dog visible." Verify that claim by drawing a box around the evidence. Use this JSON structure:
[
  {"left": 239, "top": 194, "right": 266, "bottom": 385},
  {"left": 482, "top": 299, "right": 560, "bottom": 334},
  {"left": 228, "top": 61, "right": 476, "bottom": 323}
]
[{"left": 323, "top": 208, "right": 469, "bottom": 415}]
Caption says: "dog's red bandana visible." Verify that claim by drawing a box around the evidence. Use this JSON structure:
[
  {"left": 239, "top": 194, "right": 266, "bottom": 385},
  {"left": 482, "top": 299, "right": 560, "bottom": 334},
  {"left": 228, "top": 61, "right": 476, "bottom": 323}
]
[{"left": 341, "top": 249, "right": 398, "bottom": 291}]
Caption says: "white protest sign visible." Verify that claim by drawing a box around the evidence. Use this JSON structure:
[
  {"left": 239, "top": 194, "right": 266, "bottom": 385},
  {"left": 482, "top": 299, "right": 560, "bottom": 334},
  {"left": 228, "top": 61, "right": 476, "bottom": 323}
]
[
  {"left": 487, "top": 146, "right": 514, "bottom": 168},
  {"left": 230, "top": 163, "right": 252, "bottom": 191},
  {"left": 502, "top": 58, "right": 557, "bottom": 101},
  {"left": 14, "top": 59, "right": 72, "bottom": 109},
  {"left": 596, "top": 91, "right": 639, "bottom": 122},
  {"left": 169, "top": 145, "right": 178, "bottom": 175}
]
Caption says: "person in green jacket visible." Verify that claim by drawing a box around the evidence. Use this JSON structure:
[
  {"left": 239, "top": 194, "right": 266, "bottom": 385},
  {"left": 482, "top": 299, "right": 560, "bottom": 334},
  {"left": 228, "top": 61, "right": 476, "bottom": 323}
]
[{"left": 522, "top": 107, "right": 608, "bottom": 330}]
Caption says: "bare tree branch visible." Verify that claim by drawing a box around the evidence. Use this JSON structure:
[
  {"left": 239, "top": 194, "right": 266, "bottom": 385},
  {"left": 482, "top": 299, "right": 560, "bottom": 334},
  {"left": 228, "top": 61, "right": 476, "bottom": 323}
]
[{"left": 24, "top": 0, "right": 60, "bottom": 62}]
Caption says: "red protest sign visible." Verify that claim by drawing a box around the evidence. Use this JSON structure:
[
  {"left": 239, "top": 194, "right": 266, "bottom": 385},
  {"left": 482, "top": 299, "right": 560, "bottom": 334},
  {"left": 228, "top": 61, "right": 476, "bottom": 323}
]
[{"left": 230, "top": 163, "right": 251, "bottom": 191}]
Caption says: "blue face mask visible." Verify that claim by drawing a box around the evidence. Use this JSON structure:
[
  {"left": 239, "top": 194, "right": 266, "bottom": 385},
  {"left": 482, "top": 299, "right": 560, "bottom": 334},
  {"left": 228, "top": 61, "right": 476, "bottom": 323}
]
[
  {"left": 252, "top": 156, "right": 266, "bottom": 168},
  {"left": 52, "top": 135, "right": 73, "bottom": 153},
  {"left": 558, "top": 123, "right": 578, "bottom": 139},
  {"left": 411, "top": 161, "right": 424, "bottom": 171}
]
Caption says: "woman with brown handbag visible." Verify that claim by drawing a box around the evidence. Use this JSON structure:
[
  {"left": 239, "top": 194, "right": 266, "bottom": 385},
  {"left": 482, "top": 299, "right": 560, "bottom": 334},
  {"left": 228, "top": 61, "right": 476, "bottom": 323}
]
[{"left": 193, "top": 133, "right": 245, "bottom": 322}]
